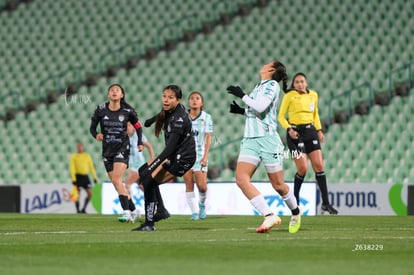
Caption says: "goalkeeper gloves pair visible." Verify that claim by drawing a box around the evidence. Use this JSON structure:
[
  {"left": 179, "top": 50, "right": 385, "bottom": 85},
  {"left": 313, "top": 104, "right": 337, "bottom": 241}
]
[{"left": 227, "top": 85, "right": 245, "bottom": 115}]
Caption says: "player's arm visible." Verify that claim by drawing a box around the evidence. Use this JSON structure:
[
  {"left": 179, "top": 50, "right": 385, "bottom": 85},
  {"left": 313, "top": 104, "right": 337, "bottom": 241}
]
[
  {"left": 312, "top": 92, "right": 325, "bottom": 143},
  {"left": 313, "top": 92, "right": 322, "bottom": 131},
  {"left": 87, "top": 154, "right": 98, "bottom": 183},
  {"left": 144, "top": 141, "right": 155, "bottom": 160},
  {"left": 226, "top": 85, "right": 272, "bottom": 113},
  {"left": 201, "top": 132, "right": 212, "bottom": 166},
  {"left": 69, "top": 155, "right": 77, "bottom": 184},
  {"left": 129, "top": 114, "right": 143, "bottom": 147},
  {"left": 277, "top": 93, "right": 291, "bottom": 130},
  {"left": 139, "top": 133, "right": 181, "bottom": 178},
  {"left": 144, "top": 114, "right": 158, "bottom": 127},
  {"left": 90, "top": 106, "right": 100, "bottom": 139}
]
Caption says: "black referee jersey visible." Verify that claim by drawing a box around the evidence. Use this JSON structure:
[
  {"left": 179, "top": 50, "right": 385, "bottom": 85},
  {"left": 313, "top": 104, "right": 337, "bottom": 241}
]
[{"left": 89, "top": 102, "right": 142, "bottom": 158}]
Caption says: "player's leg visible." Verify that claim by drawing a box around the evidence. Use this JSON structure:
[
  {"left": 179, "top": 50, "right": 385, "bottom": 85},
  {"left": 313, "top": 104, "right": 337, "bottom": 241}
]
[
  {"left": 194, "top": 170, "right": 207, "bottom": 219},
  {"left": 183, "top": 170, "right": 198, "bottom": 220},
  {"left": 262, "top": 135, "right": 301, "bottom": 233},
  {"left": 308, "top": 149, "right": 338, "bottom": 214}
]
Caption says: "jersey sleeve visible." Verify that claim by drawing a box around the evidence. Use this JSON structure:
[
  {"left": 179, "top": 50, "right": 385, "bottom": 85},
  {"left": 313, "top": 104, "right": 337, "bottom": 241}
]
[
  {"left": 205, "top": 113, "right": 213, "bottom": 133},
  {"left": 242, "top": 81, "right": 279, "bottom": 113},
  {"left": 69, "top": 154, "right": 77, "bottom": 182},
  {"left": 277, "top": 92, "right": 292, "bottom": 130},
  {"left": 312, "top": 91, "right": 322, "bottom": 131},
  {"left": 89, "top": 105, "right": 100, "bottom": 138},
  {"left": 128, "top": 111, "right": 143, "bottom": 145}
]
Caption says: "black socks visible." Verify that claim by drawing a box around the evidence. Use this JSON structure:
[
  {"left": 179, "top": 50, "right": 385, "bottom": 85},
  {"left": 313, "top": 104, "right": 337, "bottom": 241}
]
[
  {"left": 293, "top": 172, "right": 305, "bottom": 204},
  {"left": 315, "top": 171, "right": 330, "bottom": 205}
]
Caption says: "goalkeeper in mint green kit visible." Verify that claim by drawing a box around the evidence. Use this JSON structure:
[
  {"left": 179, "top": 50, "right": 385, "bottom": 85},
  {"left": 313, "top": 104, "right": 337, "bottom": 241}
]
[{"left": 227, "top": 60, "right": 301, "bottom": 234}]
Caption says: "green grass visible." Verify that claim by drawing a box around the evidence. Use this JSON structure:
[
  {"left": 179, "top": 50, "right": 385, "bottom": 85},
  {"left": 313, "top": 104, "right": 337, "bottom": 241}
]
[{"left": 0, "top": 214, "right": 413, "bottom": 275}]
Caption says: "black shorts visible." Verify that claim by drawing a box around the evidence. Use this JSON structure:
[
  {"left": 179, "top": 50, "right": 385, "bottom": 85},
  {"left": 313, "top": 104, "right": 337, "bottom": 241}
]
[
  {"left": 74, "top": 174, "right": 92, "bottom": 189},
  {"left": 286, "top": 124, "right": 321, "bottom": 154},
  {"left": 162, "top": 154, "right": 196, "bottom": 177},
  {"left": 103, "top": 149, "right": 130, "bottom": 172}
]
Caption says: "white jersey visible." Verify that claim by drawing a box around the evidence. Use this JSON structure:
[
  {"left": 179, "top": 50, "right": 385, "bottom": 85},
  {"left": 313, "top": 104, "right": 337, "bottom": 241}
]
[
  {"left": 243, "top": 80, "right": 280, "bottom": 138},
  {"left": 191, "top": 110, "right": 213, "bottom": 160}
]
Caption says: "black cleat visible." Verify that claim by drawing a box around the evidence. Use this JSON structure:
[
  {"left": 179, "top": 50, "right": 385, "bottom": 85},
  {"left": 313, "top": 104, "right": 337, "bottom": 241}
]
[
  {"left": 153, "top": 209, "right": 170, "bottom": 222},
  {"left": 132, "top": 223, "right": 156, "bottom": 231},
  {"left": 321, "top": 204, "right": 338, "bottom": 215}
]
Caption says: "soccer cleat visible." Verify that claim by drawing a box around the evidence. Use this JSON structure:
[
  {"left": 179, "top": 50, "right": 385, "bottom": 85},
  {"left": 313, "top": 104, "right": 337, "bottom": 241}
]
[
  {"left": 256, "top": 214, "right": 281, "bottom": 233},
  {"left": 153, "top": 209, "right": 171, "bottom": 222},
  {"left": 199, "top": 203, "right": 206, "bottom": 219},
  {"left": 118, "top": 213, "right": 134, "bottom": 223},
  {"left": 131, "top": 210, "right": 140, "bottom": 223},
  {"left": 131, "top": 223, "right": 156, "bottom": 231},
  {"left": 321, "top": 204, "right": 338, "bottom": 215},
  {"left": 191, "top": 213, "right": 199, "bottom": 221},
  {"left": 289, "top": 208, "right": 302, "bottom": 234}
]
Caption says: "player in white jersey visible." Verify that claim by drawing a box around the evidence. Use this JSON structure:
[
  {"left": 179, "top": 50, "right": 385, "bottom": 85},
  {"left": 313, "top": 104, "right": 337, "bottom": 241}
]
[
  {"left": 227, "top": 61, "right": 301, "bottom": 234},
  {"left": 183, "top": 91, "right": 213, "bottom": 220},
  {"left": 118, "top": 122, "right": 155, "bottom": 223}
]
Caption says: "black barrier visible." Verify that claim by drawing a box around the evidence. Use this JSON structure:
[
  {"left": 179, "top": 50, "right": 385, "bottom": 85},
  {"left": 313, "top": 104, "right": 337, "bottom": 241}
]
[
  {"left": 0, "top": 186, "right": 21, "bottom": 212},
  {"left": 408, "top": 185, "right": 414, "bottom": 216}
]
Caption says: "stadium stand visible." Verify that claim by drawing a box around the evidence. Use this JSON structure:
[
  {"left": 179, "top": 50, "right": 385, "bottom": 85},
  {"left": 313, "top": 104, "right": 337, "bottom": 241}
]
[{"left": 0, "top": 0, "right": 413, "bottom": 185}]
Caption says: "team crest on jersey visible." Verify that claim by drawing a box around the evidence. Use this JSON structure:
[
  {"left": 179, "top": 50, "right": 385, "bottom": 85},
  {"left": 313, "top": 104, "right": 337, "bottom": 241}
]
[{"left": 118, "top": 115, "right": 125, "bottom": 122}]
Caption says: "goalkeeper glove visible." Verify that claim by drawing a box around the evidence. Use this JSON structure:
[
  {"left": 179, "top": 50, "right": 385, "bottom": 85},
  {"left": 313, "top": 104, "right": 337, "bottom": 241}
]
[
  {"left": 229, "top": 100, "right": 245, "bottom": 115},
  {"left": 226, "top": 85, "right": 245, "bottom": 98}
]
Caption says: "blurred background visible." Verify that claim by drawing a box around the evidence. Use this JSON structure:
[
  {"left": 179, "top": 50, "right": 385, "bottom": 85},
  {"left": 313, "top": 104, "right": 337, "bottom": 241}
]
[{"left": 0, "top": 0, "right": 413, "bottom": 185}]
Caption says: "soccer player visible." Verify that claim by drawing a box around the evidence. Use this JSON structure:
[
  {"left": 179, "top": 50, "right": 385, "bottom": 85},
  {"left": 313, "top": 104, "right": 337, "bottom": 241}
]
[
  {"left": 278, "top": 72, "right": 338, "bottom": 214},
  {"left": 227, "top": 61, "right": 301, "bottom": 234},
  {"left": 90, "top": 84, "right": 143, "bottom": 223},
  {"left": 132, "top": 85, "right": 196, "bottom": 231},
  {"left": 183, "top": 91, "right": 213, "bottom": 220},
  {"left": 69, "top": 141, "right": 97, "bottom": 213}
]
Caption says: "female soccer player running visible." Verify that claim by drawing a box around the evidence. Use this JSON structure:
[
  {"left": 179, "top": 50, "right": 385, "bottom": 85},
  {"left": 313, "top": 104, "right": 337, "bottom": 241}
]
[
  {"left": 183, "top": 91, "right": 213, "bottom": 220},
  {"left": 227, "top": 61, "right": 301, "bottom": 233},
  {"left": 133, "top": 85, "right": 196, "bottom": 231},
  {"left": 90, "top": 84, "right": 143, "bottom": 223}
]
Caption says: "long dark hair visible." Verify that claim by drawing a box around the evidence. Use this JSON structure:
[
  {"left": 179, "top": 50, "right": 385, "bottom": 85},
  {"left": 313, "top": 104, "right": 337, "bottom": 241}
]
[
  {"left": 107, "top": 83, "right": 137, "bottom": 115},
  {"left": 271, "top": 61, "right": 288, "bottom": 93},
  {"left": 288, "top": 72, "right": 309, "bottom": 93},
  {"left": 154, "top": 84, "right": 183, "bottom": 137}
]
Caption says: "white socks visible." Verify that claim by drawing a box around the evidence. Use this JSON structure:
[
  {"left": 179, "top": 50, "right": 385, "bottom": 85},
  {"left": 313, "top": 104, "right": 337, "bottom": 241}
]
[
  {"left": 199, "top": 192, "right": 206, "bottom": 205},
  {"left": 186, "top": 192, "right": 197, "bottom": 213},
  {"left": 283, "top": 186, "right": 298, "bottom": 210},
  {"left": 250, "top": 195, "right": 273, "bottom": 216}
]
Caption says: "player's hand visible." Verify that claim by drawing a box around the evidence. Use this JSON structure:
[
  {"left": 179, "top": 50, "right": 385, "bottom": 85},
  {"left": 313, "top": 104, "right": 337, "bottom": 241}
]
[
  {"left": 96, "top": 133, "right": 104, "bottom": 141},
  {"left": 94, "top": 179, "right": 98, "bottom": 184},
  {"left": 288, "top": 127, "right": 299, "bottom": 139},
  {"left": 226, "top": 85, "right": 245, "bottom": 98},
  {"left": 229, "top": 100, "right": 245, "bottom": 115},
  {"left": 144, "top": 116, "right": 156, "bottom": 127},
  {"left": 138, "top": 145, "right": 144, "bottom": 152},
  {"left": 318, "top": 130, "right": 325, "bottom": 143}
]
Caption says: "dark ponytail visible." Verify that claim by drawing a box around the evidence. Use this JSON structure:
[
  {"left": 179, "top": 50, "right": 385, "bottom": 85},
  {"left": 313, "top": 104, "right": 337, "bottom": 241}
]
[
  {"left": 154, "top": 85, "right": 183, "bottom": 137},
  {"left": 272, "top": 61, "right": 288, "bottom": 93}
]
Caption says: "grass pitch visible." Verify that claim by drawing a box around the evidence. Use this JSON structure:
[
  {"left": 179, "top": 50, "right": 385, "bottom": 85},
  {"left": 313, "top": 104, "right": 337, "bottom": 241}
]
[{"left": 0, "top": 214, "right": 413, "bottom": 275}]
